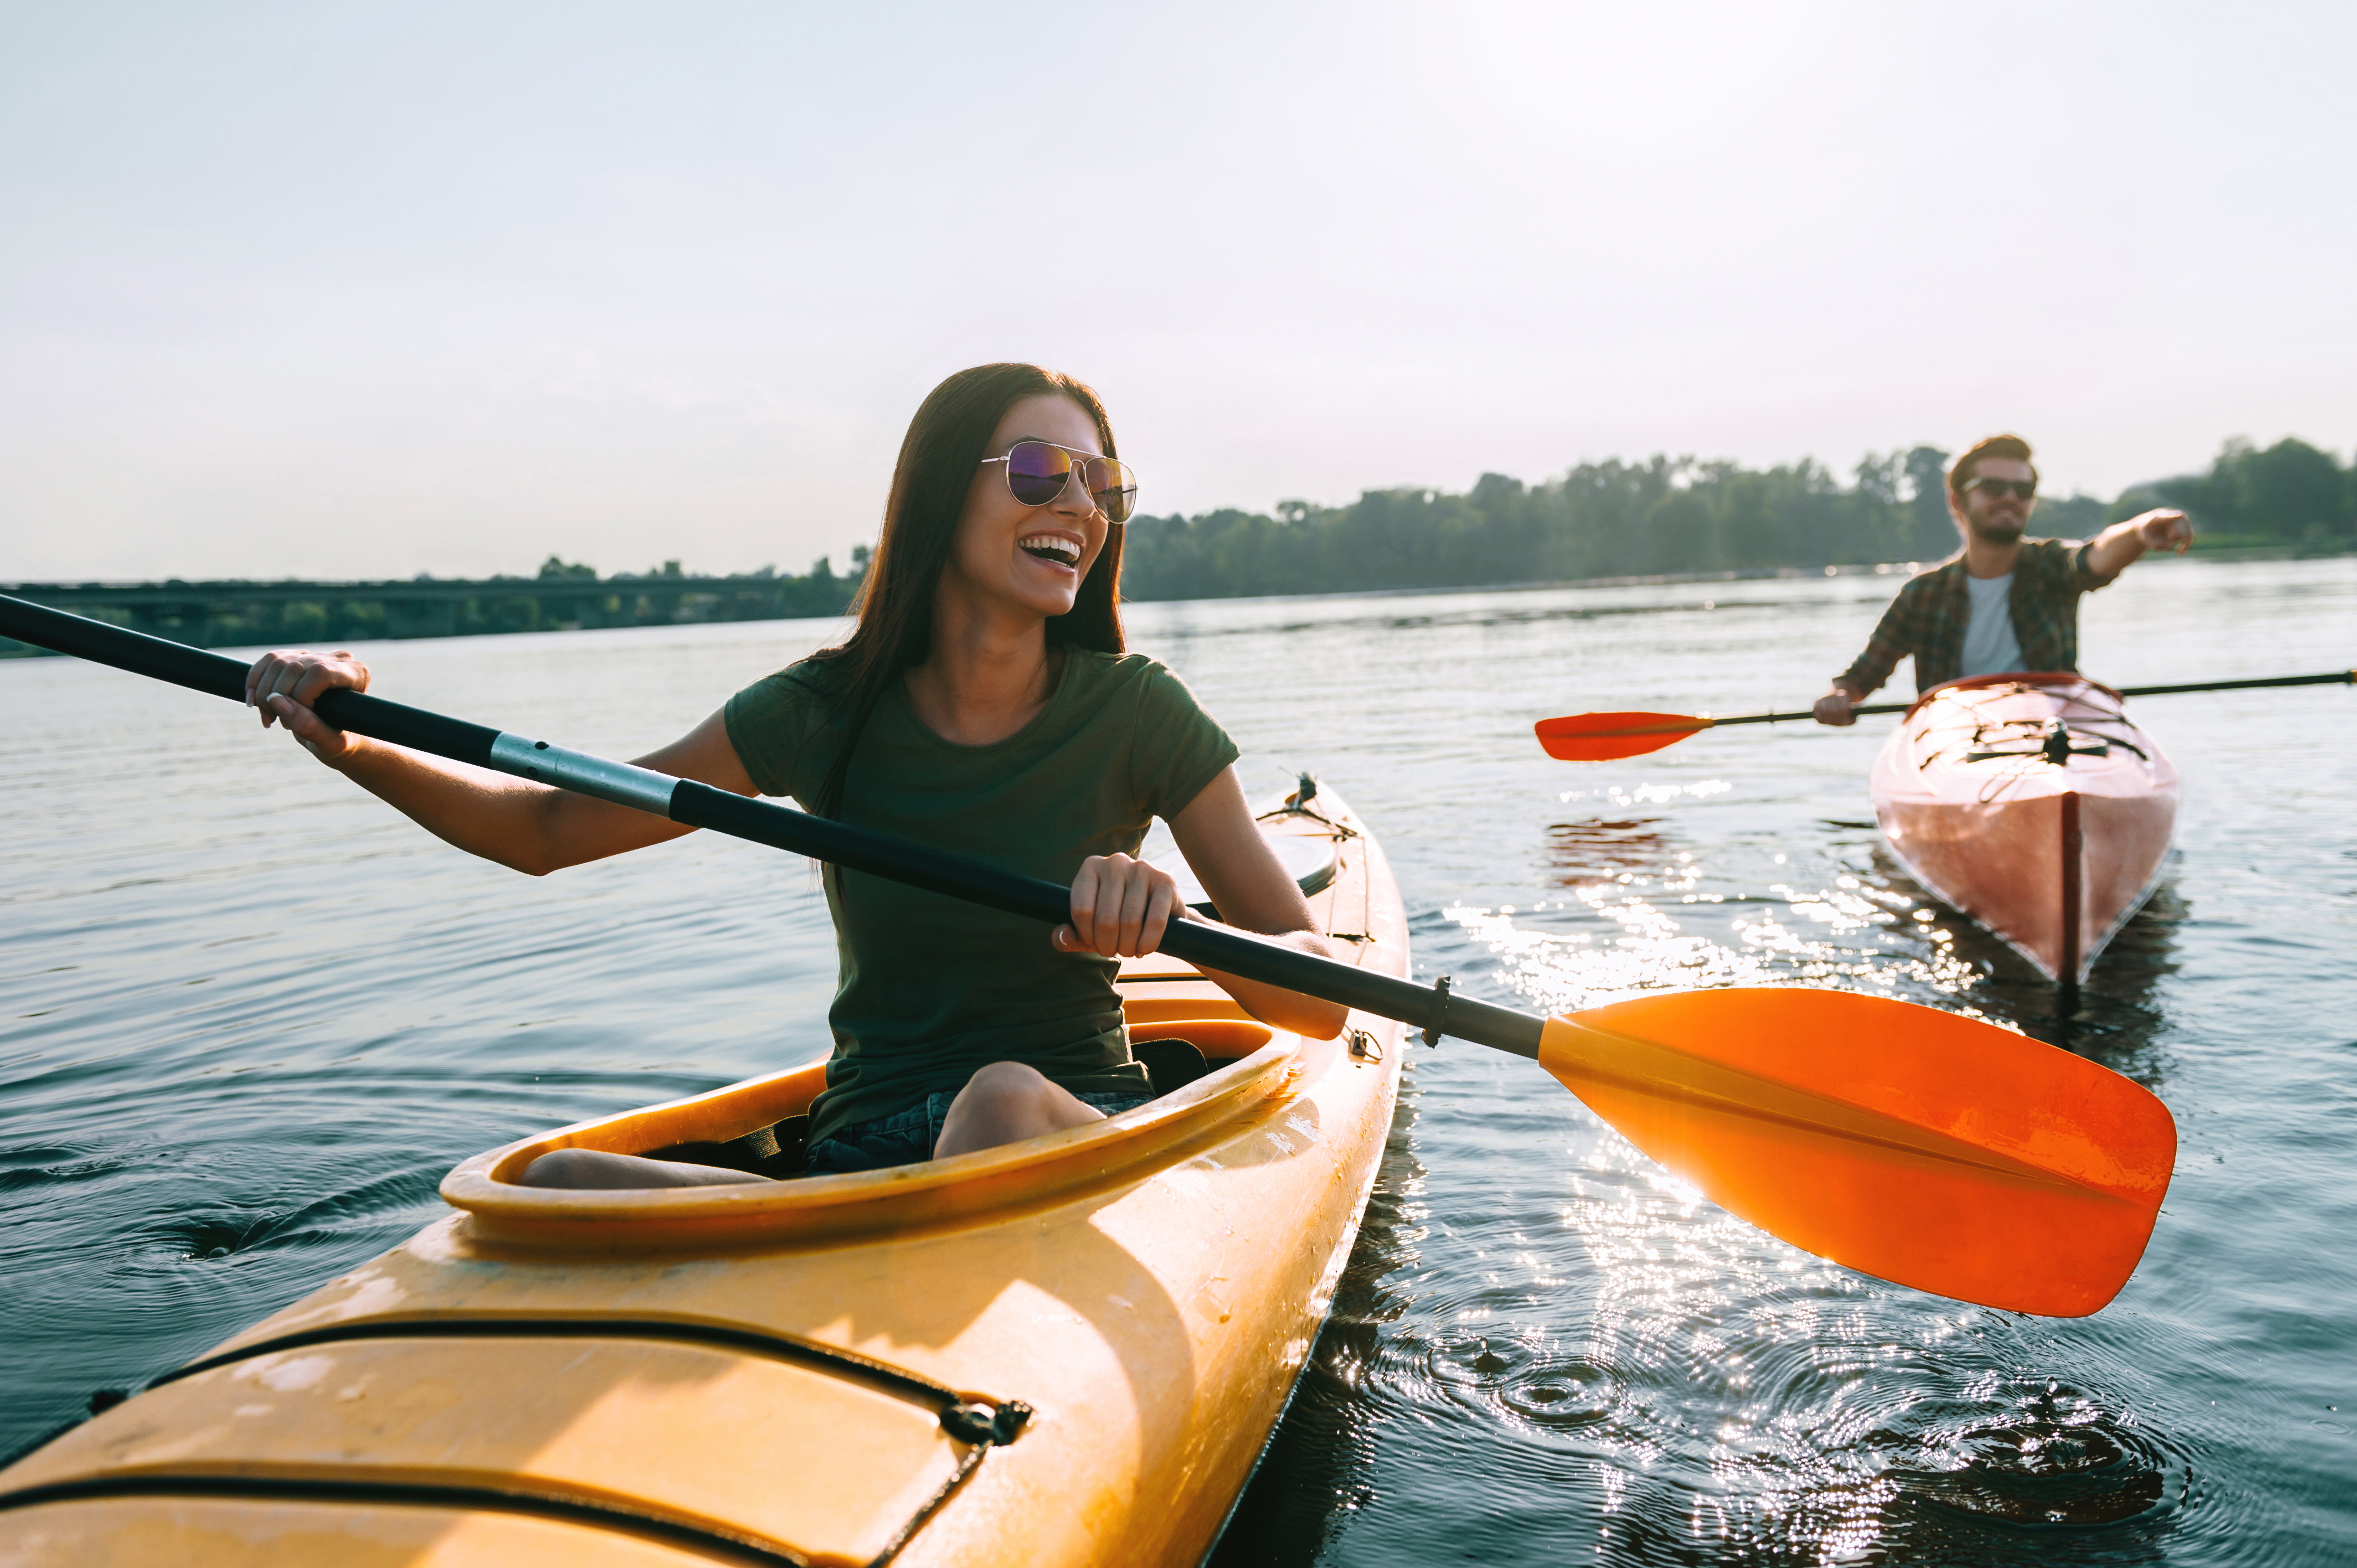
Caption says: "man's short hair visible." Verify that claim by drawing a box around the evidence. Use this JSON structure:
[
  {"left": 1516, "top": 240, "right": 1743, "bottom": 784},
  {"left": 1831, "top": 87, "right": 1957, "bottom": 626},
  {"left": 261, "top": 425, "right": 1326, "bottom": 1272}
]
[{"left": 1949, "top": 434, "right": 2036, "bottom": 497}]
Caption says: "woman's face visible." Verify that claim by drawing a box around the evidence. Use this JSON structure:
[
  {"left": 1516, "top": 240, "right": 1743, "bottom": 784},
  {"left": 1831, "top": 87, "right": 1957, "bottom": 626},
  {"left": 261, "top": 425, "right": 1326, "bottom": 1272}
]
[{"left": 943, "top": 394, "right": 1113, "bottom": 623}]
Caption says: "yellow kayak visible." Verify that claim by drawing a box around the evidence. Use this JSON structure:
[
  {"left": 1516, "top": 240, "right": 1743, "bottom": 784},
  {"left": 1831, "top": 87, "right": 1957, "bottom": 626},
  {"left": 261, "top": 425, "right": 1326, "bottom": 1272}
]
[{"left": 0, "top": 784, "right": 1408, "bottom": 1567}]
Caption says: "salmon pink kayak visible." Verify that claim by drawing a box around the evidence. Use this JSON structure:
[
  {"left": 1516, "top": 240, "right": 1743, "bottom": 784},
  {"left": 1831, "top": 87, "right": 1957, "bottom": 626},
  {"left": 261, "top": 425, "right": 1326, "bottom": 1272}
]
[{"left": 1870, "top": 674, "right": 2180, "bottom": 986}]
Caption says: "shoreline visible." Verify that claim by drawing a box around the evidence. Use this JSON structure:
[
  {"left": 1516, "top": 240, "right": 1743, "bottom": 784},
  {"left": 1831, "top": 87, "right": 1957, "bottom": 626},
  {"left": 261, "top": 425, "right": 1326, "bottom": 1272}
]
[{"left": 3, "top": 544, "right": 2346, "bottom": 657}]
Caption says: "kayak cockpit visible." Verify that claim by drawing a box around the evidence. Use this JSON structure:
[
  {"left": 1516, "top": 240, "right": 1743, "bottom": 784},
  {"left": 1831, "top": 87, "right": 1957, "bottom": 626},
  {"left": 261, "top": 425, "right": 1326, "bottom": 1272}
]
[{"left": 439, "top": 1015, "right": 1301, "bottom": 1252}]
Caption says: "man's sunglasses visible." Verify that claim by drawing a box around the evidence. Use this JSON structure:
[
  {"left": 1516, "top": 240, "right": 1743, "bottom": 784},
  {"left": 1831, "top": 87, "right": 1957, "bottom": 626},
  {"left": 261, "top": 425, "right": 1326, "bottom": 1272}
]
[
  {"left": 979, "top": 440, "right": 1139, "bottom": 525},
  {"left": 1965, "top": 476, "right": 2037, "bottom": 501}
]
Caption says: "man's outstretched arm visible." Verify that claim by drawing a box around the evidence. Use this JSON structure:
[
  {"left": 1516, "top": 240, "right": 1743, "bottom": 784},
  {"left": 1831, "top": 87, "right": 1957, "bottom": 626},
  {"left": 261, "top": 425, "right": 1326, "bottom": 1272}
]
[{"left": 2084, "top": 509, "right": 2194, "bottom": 580}]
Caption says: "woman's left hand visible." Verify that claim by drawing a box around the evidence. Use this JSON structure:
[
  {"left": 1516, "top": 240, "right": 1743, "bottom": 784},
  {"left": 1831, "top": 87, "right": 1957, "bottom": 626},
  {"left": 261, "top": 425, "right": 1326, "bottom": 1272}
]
[{"left": 1054, "top": 853, "right": 1181, "bottom": 958}]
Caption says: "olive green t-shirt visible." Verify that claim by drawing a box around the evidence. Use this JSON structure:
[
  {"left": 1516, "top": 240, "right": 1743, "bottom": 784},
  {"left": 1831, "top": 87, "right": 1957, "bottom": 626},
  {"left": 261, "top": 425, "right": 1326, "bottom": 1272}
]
[{"left": 724, "top": 649, "right": 1240, "bottom": 1147}]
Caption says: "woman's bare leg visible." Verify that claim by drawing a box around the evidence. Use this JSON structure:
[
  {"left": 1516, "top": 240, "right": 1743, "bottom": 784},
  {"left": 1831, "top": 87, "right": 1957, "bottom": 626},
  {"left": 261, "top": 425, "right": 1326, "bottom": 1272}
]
[
  {"left": 519, "top": 1149, "right": 772, "bottom": 1189},
  {"left": 934, "top": 1061, "right": 1107, "bottom": 1158}
]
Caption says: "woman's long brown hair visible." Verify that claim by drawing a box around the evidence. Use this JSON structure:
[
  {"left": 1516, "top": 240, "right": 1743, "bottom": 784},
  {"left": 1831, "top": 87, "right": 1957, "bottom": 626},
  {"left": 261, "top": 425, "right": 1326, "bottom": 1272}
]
[{"left": 806, "top": 363, "right": 1127, "bottom": 818}]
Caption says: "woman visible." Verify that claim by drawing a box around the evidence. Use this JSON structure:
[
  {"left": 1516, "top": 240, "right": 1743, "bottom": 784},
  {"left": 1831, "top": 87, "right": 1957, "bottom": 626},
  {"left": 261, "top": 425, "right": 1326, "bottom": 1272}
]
[{"left": 244, "top": 363, "right": 1347, "bottom": 1187}]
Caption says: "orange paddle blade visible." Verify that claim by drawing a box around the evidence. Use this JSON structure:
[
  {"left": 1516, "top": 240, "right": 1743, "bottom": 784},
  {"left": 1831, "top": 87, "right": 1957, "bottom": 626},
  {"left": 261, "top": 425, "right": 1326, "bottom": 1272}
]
[
  {"left": 1534, "top": 711, "right": 1711, "bottom": 761},
  {"left": 1539, "top": 989, "right": 2174, "bottom": 1316}
]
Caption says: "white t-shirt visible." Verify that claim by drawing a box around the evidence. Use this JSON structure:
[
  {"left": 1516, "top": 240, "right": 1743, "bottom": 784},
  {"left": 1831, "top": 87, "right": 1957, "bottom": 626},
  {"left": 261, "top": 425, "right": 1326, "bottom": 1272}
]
[{"left": 1961, "top": 572, "right": 2024, "bottom": 677}]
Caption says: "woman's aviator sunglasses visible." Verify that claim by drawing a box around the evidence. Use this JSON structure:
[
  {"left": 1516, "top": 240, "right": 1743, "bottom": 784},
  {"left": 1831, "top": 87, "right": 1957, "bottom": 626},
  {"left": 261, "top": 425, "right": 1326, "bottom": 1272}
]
[{"left": 980, "top": 440, "right": 1138, "bottom": 524}]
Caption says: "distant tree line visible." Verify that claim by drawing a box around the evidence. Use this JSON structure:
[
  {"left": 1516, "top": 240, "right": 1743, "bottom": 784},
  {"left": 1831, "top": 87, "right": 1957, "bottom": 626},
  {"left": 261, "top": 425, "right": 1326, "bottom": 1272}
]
[
  {"left": 2109, "top": 436, "right": 2357, "bottom": 550},
  {"left": 1116, "top": 436, "right": 2352, "bottom": 602},
  {"left": 11, "top": 437, "right": 2348, "bottom": 657}
]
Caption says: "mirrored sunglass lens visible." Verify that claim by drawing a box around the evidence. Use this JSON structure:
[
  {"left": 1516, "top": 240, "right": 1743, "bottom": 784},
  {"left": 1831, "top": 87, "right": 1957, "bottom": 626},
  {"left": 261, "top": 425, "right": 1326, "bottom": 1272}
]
[
  {"left": 1084, "top": 459, "right": 1136, "bottom": 522},
  {"left": 1005, "top": 441, "right": 1072, "bottom": 505}
]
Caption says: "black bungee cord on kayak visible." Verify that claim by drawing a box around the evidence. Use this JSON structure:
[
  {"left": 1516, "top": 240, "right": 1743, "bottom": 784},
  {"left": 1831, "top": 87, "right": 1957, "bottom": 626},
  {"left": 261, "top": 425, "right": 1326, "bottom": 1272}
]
[{"left": 1910, "top": 682, "right": 2152, "bottom": 775}]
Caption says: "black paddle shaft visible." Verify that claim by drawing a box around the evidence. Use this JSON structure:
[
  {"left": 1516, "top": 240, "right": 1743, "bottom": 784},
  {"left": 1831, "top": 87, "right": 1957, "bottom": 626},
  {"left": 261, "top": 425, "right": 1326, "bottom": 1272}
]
[
  {"left": 1707, "top": 668, "right": 2355, "bottom": 728},
  {"left": 0, "top": 594, "right": 1544, "bottom": 1059}
]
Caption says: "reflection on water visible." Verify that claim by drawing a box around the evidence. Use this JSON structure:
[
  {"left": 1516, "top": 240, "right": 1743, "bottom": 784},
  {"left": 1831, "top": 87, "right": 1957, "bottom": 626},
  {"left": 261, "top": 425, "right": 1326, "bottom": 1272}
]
[
  {"left": 1868, "top": 845, "right": 2189, "bottom": 1075},
  {"left": 1144, "top": 591, "right": 1801, "bottom": 647},
  {"left": 6, "top": 560, "right": 2356, "bottom": 1563}
]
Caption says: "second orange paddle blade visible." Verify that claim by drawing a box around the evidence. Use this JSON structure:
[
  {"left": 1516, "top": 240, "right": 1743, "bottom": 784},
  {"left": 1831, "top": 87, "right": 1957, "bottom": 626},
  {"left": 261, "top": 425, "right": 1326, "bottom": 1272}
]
[{"left": 1534, "top": 711, "right": 1711, "bottom": 761}]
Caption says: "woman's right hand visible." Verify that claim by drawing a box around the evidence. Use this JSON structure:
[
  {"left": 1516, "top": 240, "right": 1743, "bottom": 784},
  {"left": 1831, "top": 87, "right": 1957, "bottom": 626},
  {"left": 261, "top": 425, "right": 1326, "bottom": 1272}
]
[
  {"left": 246, "top": 649, "right": 371, "bottom": 765},
  {"left": 1055, "top": 852, "right": 1182, "bottom": 959}
]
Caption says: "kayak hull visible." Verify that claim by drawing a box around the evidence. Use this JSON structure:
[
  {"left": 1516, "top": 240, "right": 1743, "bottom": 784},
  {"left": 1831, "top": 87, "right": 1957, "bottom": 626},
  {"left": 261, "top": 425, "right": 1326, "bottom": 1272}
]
[
  {"left": 1870, "top": 674, "right": 2179, "bottom": 985},
  {"left": 0, "top": 788, "right": 1408, "bottom": 1568}
]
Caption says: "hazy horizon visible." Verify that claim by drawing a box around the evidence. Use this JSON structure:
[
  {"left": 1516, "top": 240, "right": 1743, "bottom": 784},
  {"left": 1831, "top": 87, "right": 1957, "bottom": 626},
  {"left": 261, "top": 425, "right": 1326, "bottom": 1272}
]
[{"left": 6, "top": 2, "right": 2353, "bottom": 582}]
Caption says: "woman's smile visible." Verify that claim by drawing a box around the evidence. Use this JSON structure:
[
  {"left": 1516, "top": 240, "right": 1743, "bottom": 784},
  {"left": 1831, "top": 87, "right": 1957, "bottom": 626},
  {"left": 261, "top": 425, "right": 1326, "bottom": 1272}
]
[{"left": 1018, "top": 530, "right": 1084, "bottom": 570}]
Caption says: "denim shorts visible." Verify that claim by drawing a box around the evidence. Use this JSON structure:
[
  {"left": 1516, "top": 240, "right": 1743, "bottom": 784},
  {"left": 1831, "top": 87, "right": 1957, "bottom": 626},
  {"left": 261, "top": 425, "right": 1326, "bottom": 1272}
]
[{"left": 805, "top": 1086, "right": 1156, "bottom": 1177}]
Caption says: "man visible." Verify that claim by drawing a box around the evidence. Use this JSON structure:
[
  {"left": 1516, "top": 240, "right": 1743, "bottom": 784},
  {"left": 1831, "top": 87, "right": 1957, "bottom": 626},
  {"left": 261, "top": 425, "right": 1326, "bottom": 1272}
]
[{"left": 1815, "top": 434, "right": 2194, "bottom": 724}]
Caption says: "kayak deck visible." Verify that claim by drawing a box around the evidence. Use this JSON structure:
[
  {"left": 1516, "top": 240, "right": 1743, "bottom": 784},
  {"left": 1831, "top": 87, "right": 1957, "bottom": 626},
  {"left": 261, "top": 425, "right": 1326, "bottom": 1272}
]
[
  {"left": 1870, "top": 674, "right": 2180, "bottom": 984},
  {"left": 0, "top": 787, "right": 1409, "bottom": 1568}
]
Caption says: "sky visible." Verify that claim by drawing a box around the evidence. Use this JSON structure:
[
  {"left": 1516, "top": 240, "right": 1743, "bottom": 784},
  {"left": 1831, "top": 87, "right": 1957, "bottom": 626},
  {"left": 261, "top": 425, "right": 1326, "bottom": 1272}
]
[{"left": 3, "top": 1, "right": 2353, "bottom": 582}]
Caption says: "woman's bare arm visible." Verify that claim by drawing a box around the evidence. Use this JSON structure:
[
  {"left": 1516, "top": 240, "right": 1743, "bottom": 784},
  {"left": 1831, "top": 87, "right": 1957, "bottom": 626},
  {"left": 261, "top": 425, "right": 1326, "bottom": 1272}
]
[
  {"left": 1052, "top": 769, "right": 1347, "bottom": 1038},
  {"left": 247, "top": 648, "right": 759, "bottom": 876},
  {"left": 1161, "top": 769, "right": 1350, "bottom": 1040}
]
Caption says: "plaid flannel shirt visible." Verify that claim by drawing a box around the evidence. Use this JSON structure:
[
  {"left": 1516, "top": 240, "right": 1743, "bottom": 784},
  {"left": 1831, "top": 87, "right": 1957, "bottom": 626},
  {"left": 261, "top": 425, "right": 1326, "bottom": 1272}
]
[{"left": 1837, "top": 538, "right": 2116, "bottom": 698}]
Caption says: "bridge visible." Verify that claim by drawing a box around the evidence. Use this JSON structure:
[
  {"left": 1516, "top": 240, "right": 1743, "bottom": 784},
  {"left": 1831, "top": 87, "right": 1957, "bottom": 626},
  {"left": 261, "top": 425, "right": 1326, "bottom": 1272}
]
[{"left": 0, "top": 569, "right": 859, "bottom": 656}]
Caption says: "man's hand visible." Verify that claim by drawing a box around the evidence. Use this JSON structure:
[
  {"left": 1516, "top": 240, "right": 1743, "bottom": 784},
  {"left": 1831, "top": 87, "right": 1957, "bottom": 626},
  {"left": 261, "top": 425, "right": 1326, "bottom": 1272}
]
[
  {"left": 1813, "top": 687, "right": 1857, "bottom": 727},
  {"left": 2132, "top": 508, "right": 2195, "bottom": 554},
  {"left": 2088, "top": 508, "right": 2195, "bottom": 577}
]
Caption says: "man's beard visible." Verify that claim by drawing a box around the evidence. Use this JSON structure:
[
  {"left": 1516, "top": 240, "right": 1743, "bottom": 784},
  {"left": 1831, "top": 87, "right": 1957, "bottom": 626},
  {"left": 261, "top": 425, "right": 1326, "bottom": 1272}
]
[{"left": 1967, "top": 512, "right": 2027, "bottom": 545}]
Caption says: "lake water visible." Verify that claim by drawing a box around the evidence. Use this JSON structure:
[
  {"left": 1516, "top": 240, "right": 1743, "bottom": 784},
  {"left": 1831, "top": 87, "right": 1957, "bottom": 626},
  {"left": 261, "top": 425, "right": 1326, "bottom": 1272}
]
[{"left": 3, "top": 557, "right": 2352, "bottom": 1565}]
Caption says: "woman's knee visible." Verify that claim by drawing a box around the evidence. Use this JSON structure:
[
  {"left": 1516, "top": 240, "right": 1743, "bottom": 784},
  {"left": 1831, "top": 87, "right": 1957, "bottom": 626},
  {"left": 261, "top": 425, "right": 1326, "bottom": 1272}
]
[
  {"left": 961, "top": 1060, "right": 1054, "bottom": 1111},
  {"left": 522, "top": 1149, "right": 610, "bottom": 1188},
  {"left": 936, "top": 1062, "right": 1095, "bottom": 1158},
  {"left": 519, "top": 1148, "right": 768, "bottom": 1189}
]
